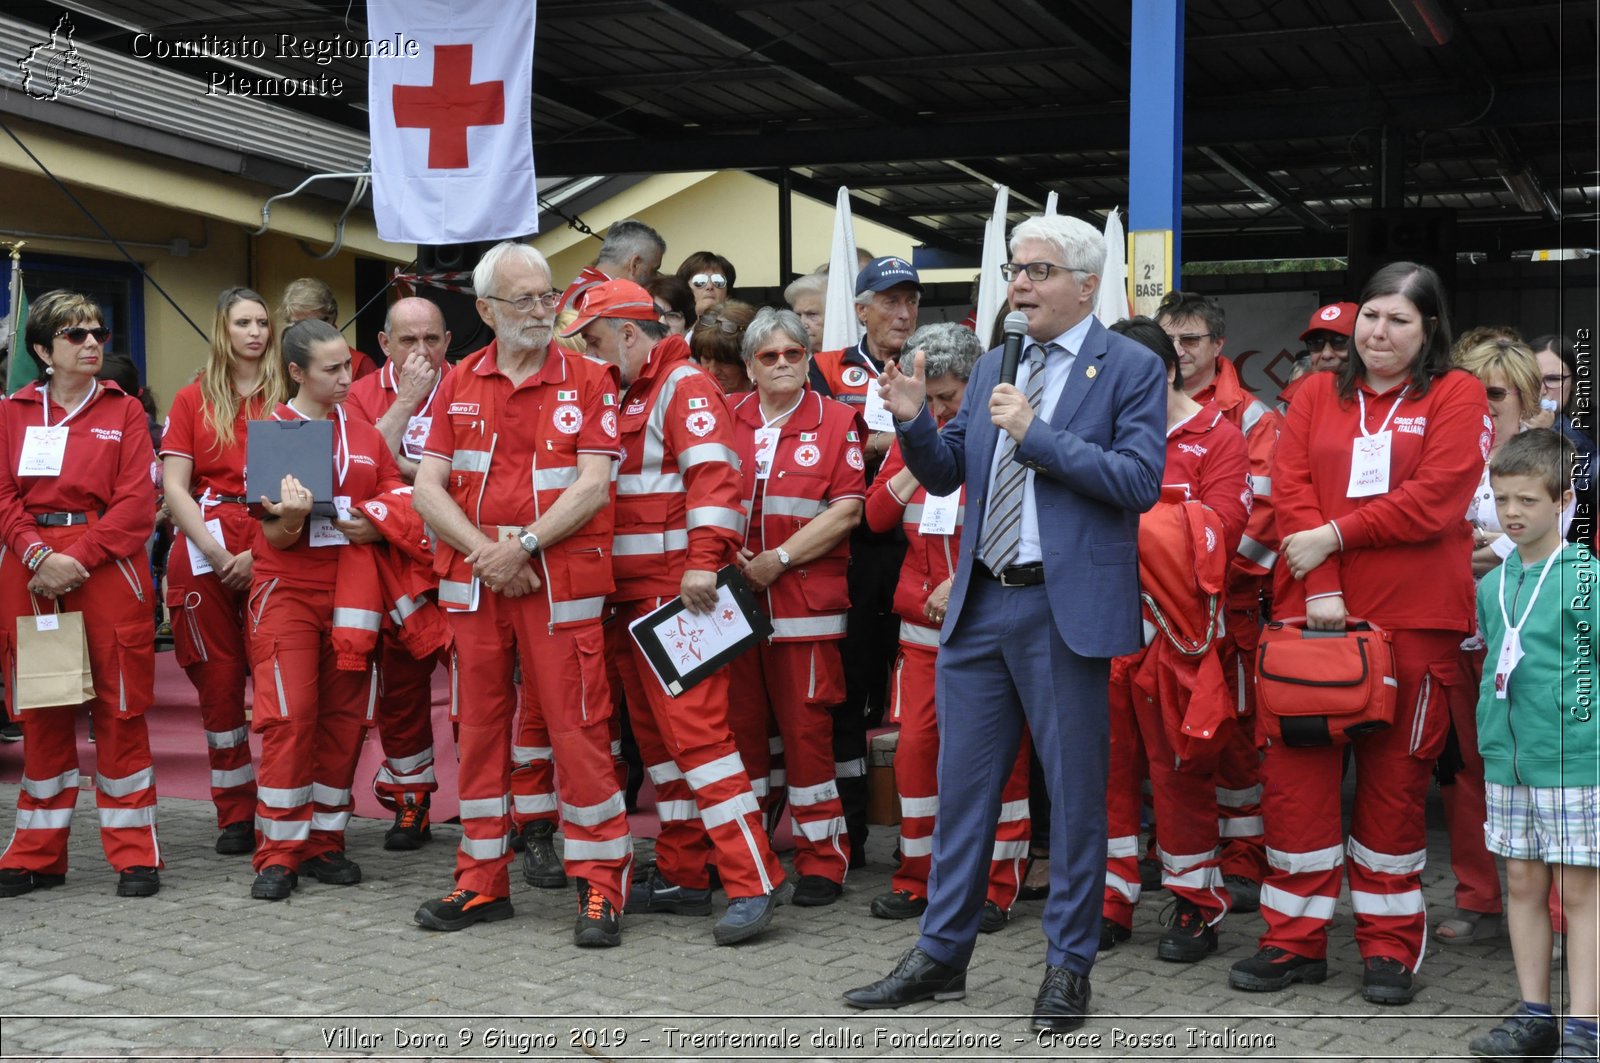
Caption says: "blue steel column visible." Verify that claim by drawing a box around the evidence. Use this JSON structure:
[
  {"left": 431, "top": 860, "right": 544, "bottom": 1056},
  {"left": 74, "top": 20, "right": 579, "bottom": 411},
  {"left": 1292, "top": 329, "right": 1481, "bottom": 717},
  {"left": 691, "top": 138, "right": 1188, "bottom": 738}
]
[{"left": 1128, "top": 0, "right": 1184, "bottom": 276}]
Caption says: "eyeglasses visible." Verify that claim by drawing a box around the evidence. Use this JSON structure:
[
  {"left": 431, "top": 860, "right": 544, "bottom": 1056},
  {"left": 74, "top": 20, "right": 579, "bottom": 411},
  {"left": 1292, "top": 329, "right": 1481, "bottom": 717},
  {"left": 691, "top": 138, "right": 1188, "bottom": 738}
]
[
  {"left": 690, "top": 273, "right": 728, "bottom": 290},
  {"left": 659, "top": 310, "right": 685, "bottom": 326},
  {"left": 1000, "top": 261, "right": 1085, "bottom": 283},
  {"left": 54, "top": 326, "right": 112, "bottom": 345},
  {"left": 1165, "top": 332, "right": 1215, "bottom": 350},
  {"left": 1484, "top": 386, "right": 1511, "bottom": 402},
  {"left": 1306, "top": 335, "right": 1351, "bottom": 352},
  {"left": 483, "top": 291, "right": 561, "bottom": 313},
  {"left": 754, "top": 347, "right": 807, "bottom": 366},
  {"left": 694, "top": 313, "right": 746, "bottom": 335},
  {"left": 1544, "top": 373, "right": 1571, "bottom": 387}
]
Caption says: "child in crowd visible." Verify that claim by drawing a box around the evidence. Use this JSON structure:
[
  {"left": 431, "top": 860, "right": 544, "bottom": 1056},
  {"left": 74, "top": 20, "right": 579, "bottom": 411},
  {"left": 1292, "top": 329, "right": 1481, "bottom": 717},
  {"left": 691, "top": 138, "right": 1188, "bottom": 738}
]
[{"left": 1469, "top": 428, "right": 1598, "bottom": 1061}]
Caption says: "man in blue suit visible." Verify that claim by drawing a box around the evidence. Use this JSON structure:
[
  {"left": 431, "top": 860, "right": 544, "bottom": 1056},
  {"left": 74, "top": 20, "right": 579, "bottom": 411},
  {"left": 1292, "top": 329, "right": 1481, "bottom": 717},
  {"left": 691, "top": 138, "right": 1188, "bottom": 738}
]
[{"left": 843, "top": 214, "right": 1167, "bottom": 1032}]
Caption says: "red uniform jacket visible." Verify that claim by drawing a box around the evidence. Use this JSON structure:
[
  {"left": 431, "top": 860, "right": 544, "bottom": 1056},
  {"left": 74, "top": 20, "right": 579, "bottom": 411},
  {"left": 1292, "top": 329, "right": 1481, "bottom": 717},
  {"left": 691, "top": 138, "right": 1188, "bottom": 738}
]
[
  {"left": 811, "top": 339, "right": 884, "bottom": 414},
  {"left": 731, "top": 388, "right": 865, "bottom": 641},
  {"left": 1271, "top": 369, "right": 1487, "bottom": 632},
  {"left": 866, "top": 436, "right": 964, "bottom": 649},
  {"left": 1189, "top": 357, "right": 1283, "bottom": 598},
  {"left": 344, "top": 359, "right": 454, "bottom": 464},
  {"left": 0, "top": 380, "right": 155, "bottom": 570}
]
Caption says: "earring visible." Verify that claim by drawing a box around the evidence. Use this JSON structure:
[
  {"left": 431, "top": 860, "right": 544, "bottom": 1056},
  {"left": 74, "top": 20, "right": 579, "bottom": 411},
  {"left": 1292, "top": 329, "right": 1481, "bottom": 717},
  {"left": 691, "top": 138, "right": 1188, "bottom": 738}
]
[{"left": 44, "top": 366, "right": 54, "bottom": 376}]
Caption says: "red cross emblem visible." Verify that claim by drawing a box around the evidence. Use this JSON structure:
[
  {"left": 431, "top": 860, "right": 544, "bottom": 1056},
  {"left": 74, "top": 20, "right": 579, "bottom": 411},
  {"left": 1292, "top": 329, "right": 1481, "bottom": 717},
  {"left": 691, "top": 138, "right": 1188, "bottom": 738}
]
[
  {"left": 392, "top": 44, "right": 506, "bottom": 170},
  {"left": 553, "top": 403, "right": 582, "bottom": 434},
  {"left": 686, "top": 411, "right": 717, "bottom": 437}
]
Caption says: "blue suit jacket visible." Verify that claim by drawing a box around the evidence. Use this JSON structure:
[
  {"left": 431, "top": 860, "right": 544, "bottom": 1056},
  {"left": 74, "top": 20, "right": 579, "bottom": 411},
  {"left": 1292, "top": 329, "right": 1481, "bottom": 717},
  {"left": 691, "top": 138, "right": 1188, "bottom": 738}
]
[{"left": 897, "top": 316, "right": 1168, "bottom": 658}]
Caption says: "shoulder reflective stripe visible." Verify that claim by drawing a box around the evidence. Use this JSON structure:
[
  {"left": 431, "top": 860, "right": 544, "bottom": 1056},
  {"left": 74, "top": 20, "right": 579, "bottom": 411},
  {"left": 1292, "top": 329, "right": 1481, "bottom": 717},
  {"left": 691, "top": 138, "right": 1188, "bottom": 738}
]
[
  {"left": 94, "top": 767, "right": 154, "bottom": 798},
  {"left": 1250, "top": 475, "right": 1272, "bottom": 497},
  {"left": 899, "top": 794, "right": 940, "bottom": 818},
  {"left": 1241, "top": 400, "right": 1269, "bottom": 436},
  {"left": 459, "top": 795, "right": 510, "bottom": 819},
  {"left": 770, "top": 614, "right": 848, "bottom": 639},
  {"left": 332, "top": 607, "right": 383, "bottom": 632},
  {"left": 1346, "top": 837, "right": 1428, "bottom": 875},
  {"left": 763, "top": 495, "right": 826, "bottom": 519},
  {"left": 614, "top": 530, "right": 687, "bottom": 555},
  {"left": 452, "top": 449, "right": 492, "bottom": 473},
  {"left": 534, "top": 466, "right": 579, "bottom": 491},
  {"left": 699, "top": 791, "right": 759, "bottom": 828},
  {"left": 685, "top": 506, "right": 744, "bottom": 532},
  {"left": 256, "top": 817, "right": 311, "bottom": 842},
  {"left": 564, "top": 835, "right": 634, "bottom": 861},
  {"left": 1265, "top": 842, "right": 1344, "bottom": 874},
  {"left": 20, "top": 769, "right": 81, "bottom": 800},
  {"left": 641, "top": 365, "right": 705, "bottom": 474},
  {"left": 258, "top": 784, "right": 313, "bottom": 809},
  {"left": 458, "top": 834, "right": 508, "bottom": 859},
  {"left": 898, "top": 620, "right": 940, "bottom": 647},
  {"left": 561, "top": 793, "right": 627, "bottom": 827},
  {"left": 1350, "top": 889, "right": 1426, "bottom": 916},
  {"left": 439, "top": 579, "right": 475, "bottom": 607},
  {"left": 1236, "top": 535, "right": 1278, "bottom": 568},
  {"left": 678, "top": 442, "right": 738, "bottom": 469},
  {"left": 617, "top": 472, "right": 684, "bottom": 495},
  {"left": 551, "top": 595, "right": 606, "bottom": 624}
]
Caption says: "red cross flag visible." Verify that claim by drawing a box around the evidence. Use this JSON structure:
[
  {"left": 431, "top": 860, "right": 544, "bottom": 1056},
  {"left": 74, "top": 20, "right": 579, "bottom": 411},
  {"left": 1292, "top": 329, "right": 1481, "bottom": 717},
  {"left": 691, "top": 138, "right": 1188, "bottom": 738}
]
[{"left": 367, "top": 0, "right": 538, "bottom": 244}]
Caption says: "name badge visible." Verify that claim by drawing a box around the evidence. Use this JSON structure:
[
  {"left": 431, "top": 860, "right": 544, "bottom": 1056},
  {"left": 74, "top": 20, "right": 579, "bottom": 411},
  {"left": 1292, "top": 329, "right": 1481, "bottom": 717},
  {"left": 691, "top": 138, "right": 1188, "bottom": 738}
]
[
  {"left": 754, "top": 428, "right": 780, "bottom": 480},
  {"left": 1493, "top": 628, "right": 1524, "bottom": 700},
  {"left": 918, "top": 490, "right": 960, "bottom": 536},
  {"left": 863, "top": 384, "right": 895, "bottom": 433},
  {"left": 403, "top": 416, "right": 432, "bottom": 461},
  {"left": 186, "top": 517, "right": 226, "bottom": 575},
  {"left": 308, "top": 496, "right": 353, "bottom": 548},
  {"left": 1347, "top": 431, "right": 1392, "bottom": 498},
  {"left": 18, "top": 425, "right": 68, "bottom": 477}
]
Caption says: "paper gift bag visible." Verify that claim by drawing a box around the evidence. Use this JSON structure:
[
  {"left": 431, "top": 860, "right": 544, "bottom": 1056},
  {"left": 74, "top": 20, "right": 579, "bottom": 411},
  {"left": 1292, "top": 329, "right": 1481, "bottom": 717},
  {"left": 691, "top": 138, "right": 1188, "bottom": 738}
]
[{"left": 15, "top": 610, "right": 94, "bottom": 710}]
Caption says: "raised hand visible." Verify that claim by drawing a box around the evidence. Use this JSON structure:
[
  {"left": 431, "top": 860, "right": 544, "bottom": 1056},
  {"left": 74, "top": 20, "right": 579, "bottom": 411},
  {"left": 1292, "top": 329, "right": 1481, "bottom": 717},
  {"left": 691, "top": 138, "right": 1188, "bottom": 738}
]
[{"left": 877, "top": 349, "right": 927, "bottom": 422}]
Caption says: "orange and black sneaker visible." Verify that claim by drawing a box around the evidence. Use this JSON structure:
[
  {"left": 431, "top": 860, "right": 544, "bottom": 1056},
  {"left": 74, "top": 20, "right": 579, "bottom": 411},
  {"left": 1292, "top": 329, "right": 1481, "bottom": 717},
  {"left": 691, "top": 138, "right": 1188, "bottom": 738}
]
[
  {"left": 414, "top": 888, "right": 513, "bottom": 932},
  {"left": 573, "top": 879, "right": 621, "bottom": 948},
  {"left": 384, "top": 798, "right": 432, "bottom": 852}
]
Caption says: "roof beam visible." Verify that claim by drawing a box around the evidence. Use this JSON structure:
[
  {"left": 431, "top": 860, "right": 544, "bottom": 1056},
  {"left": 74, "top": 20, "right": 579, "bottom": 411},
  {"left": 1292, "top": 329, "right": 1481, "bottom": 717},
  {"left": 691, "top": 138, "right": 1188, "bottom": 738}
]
[
  {"left": 1198, "top": 146, "right": 1333, "bottom": 232},
  {"left": 751, "top": 170, "right": 972, "bottom": 256}
]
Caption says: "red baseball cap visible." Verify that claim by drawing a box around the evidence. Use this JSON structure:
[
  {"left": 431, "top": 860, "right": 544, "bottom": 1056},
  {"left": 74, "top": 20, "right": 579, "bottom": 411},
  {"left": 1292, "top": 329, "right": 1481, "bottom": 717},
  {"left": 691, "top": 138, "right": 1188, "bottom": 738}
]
[
  {"left": 561, "top": 279, "right": 660, "bottom": 337},
  {"left": 1300, "top": 302, "right": 1358, "bottom": 340}
]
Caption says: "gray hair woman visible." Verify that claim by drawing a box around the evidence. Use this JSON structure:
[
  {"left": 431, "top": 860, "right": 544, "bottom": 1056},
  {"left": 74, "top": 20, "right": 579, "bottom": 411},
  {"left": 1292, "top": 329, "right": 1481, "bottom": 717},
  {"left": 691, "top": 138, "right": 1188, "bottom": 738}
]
[
  {"left": 898, "top": 322, "right": 981, "bottom": 424},
  {"left": 784, "top": 273, "right": 828, "bottom": 350}
]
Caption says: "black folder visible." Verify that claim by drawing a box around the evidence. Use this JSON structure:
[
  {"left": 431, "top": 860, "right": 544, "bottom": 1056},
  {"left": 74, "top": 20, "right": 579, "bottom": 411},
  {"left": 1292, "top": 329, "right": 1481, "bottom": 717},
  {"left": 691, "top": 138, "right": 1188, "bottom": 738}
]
[
  {"left": 627, "top": 565, "right": 772, "bottom": 696},
  {"left": 246, "top": 419, "right": 338, "bottom": 517}
]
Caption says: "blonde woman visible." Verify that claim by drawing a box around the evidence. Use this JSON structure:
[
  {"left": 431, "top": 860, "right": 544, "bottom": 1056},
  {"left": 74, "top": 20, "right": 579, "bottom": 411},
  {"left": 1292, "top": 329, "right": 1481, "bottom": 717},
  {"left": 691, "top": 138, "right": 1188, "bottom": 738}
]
[{"left": 280, "top": 277, "right": 376, "bottom": 379}]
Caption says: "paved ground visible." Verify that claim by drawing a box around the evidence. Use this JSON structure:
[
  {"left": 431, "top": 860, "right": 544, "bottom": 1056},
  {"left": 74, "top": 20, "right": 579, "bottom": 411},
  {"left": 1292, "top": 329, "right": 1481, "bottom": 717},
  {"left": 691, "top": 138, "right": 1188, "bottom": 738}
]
[{"left": 0, "top": 778, "right": 1542, "bottom": 1062}]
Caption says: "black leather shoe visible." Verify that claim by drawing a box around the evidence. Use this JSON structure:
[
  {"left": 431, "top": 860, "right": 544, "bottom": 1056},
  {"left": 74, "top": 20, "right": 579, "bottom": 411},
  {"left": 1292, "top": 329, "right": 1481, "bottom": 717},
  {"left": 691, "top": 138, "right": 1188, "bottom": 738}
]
[
  {"left": 1032, "top": 965, "right": 1091, "bottom": 1033},
  {"left": 1099, "top": 917, "right": 1132, "bottom": 952},
  {"left": 842, "top": 947, "right": 967, "bottom": 1009}
]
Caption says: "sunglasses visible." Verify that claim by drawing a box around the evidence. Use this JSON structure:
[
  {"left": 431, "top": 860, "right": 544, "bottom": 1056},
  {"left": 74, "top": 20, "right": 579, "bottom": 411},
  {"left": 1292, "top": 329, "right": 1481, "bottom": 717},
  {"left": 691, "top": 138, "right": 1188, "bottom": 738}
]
[
  {"left": 1484, "top": 386, "right": 1511, "bottom": 402},
  {"left": 1306, "top": 335, "right": 1350, "bottom": 352},
  {"left": 694, "top": 314, "right": 745, "bottom": 335},
  {"left": 754, "top": 347, "right": 806, "bottom": 366},
  {"left": 690, "top": 273, "right": 728, "bottom": 290},
  {"left": 1165, "top": 332, "right": 1215, "bottom": 350},
  {"left": 54, "top": 326, "right": 112, "bottom": 345}
]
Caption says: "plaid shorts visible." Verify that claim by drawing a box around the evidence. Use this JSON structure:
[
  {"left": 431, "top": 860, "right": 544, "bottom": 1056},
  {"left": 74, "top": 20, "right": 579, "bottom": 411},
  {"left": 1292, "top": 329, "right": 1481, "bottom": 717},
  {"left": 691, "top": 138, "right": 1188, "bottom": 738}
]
[{"left": 1484, "top": 782, "right": 1600, "bottom": 866}]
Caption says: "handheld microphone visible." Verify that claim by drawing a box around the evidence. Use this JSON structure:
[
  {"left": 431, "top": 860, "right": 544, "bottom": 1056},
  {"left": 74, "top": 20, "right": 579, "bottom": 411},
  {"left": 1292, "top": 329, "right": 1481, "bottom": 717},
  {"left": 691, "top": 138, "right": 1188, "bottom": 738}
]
[{"left": 998, "top": 311, "right": 1030, "bottom": 387}]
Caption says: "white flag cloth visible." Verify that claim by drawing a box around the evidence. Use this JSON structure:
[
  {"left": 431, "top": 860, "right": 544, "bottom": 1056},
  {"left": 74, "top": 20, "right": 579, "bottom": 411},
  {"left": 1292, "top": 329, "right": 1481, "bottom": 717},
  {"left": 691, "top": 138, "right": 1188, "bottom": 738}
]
[
  {"left": 974, "top": 184, "right": 1010, "bottom": 349},
  {"left": 367, "top": 0, "right": 537, "bottom": 244},
  {"left": 1044, "top": 191, "right": 1059, "bottom": 216},
  {"left": 821, "top": 186, "right": 862, "bottom": 353},
  {"left": 1095, "top": 207, "right": 1131, "bottom": 326}
]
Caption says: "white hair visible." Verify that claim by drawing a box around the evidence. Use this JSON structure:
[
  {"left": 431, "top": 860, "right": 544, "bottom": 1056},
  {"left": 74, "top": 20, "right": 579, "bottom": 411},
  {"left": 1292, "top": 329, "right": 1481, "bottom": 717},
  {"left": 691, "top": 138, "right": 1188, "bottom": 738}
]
[
  {"left": 784, "top": 272, "right": 827, "bottom": 304},
  {"left": 1009, "top": 215, "right": 1105, "bottom": 276},
  {"left": 472, "top": 241, "right": 551, "bottom": 299}
]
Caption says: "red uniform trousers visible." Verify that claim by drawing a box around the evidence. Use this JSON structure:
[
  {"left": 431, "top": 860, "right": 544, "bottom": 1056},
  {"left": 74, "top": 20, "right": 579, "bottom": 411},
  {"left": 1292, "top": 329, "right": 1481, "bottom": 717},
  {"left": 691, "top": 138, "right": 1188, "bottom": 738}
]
[
  {"left": 0, "top": 531, "right": 159, "bottom": 873},
  {"left": 609, "top": 597, "right": 784, "bottom": 899},
  {"left": 890, "top": 643, "right": 1030, "bottom": 908},
  {"left": 1104, "top": 654, "right": 1231, "bottom": 930},
  {"left": 1258, "top": 629, "right": 1457, "bottom": 968},
  {"left": 726, "top": 639, "right": 850, "bottom": 881},
  {"left": 370, "top": 635, "right": 440, "bottom": 811},
  {"left": 246, "top": 580, "right": 372, "bottom": 872},
  {"left": 1214, "top": 604, "right": 1267, "bottom": 882},
  {"left": 168, "top": 504, "right": 257, "bottom": 829},
  {"left": 1440, "top": 644, "right": 1502, "bottom": 915},
  {"left": 446, "top": 591, "right": 630, "bottom": 905}
]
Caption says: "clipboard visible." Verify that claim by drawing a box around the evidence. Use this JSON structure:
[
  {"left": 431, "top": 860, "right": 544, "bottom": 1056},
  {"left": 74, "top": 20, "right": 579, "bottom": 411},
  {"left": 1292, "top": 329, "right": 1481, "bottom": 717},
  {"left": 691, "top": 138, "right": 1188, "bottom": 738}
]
[
  {"left": 627, "top": 565, "right": 772, "bottom": 697},
  {"left": 246, "top": 419, "right": 338, "bottom": 517}
]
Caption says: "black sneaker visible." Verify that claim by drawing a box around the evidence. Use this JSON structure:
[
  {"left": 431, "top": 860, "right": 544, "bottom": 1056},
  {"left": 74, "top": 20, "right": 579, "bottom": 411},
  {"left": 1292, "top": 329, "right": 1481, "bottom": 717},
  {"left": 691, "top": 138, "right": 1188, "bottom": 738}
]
[
  {"left": 1228, "top": 945, "right": 1328, "bottom": 992},
  {"left": 978, "top": 900, "right": 1009, "bottom": 934},
  {"left": 384, "top": 799, "right": 431, "bottom": 852},
  {"left": 869, "top": 888, "right": 927, "bottom": 920},
  {"left": 215, "top": 821, "right": 254, "bottom": 855},
  {"left": 1157, "top": 898, "right": 1219, "bottom": 963},
  {"left": 251, "top": 865, "right": 299, "bottom": 901},
  {"left": 414, "top": 888, "right": 513, "bottom": 931},
  {"left": 0, "top": 868, "right": 65, "bottom": 897},
  {"left": 574, "top": 879, "right": 621, "bottom": 948},
  {"left": 301, "top": 851, "right": 362, "bottom": 885},
  {"left": 713, "top": 879, "right": 793, "bottom": 946},
  {"left": 1100, "top": 917, "right": 1132, "bottom": 952},
  {"left": 0, "top": 721, "right": 21, "bottom": 742},
  {"left": 116, "top": 867, "right": 160, "bottom": 897},
  {"left": 1361, "top": 955, "right": 1417, "bottom": 1005},
  {"left": 792, "top": 874, "right": 844, "bottom": 908},
  {"left": 625, "top": 870, "right": 712, "bottom": 916},
  {"left": 1224, "top": 874, "right": 1261, "bottom": 913},
  {"left": 1139, "top": 854, "right": 1163, "bottom": 891},
  {"left": 1468, "top": 1003, "right": 1559, "bottom": 1058},
  {"left": 520, "top": 821, "right": 567, "bottom": 889}
]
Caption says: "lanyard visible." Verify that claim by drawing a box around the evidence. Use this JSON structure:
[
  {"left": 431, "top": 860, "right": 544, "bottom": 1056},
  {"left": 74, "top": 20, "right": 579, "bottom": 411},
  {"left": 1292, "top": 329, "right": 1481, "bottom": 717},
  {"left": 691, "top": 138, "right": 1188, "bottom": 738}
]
[
  {"left": 760, "top": 392, "right": 805, "bottom": 428},
  {"left": 285, "top": 400, "right": 351, "bottom": 488},
  {"left": 40, "top": 383, "right": 98, "bottom": 428},
  {"left": 1499, "top": 546, "right": 1562, "bottom": 641},
  {"left": 1356, "top": 386, "right": 1408, "bottom": 438}
]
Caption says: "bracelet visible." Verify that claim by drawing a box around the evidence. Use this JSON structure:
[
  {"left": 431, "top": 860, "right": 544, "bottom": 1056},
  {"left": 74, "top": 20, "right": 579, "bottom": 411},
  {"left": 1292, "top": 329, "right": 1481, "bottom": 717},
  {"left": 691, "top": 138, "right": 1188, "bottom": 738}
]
[
  {"left": 23, "top": 543, "right": 52, "bottom": 572},
  {"left": 280, "top": 522, "right": 304, "bottom": 538}
]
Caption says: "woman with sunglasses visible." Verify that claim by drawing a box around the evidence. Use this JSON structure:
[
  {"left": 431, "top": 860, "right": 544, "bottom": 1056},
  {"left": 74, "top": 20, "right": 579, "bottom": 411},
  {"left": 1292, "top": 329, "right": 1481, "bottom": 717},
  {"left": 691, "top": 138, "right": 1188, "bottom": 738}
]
[
  {"left": 726, "top": 307, "right": 864, "bottom": 908},
  {"left": 690, "top": 299, "right": 756, "bottom": 395},
  {"left": 0, "top": 290, "right": 162, "bottom": 898},
  {"left": 675, "top": 251, "right": 735, "bottom": 316},
  {"left": 161, "top": 287, "right": 288, "bottom": 855}
]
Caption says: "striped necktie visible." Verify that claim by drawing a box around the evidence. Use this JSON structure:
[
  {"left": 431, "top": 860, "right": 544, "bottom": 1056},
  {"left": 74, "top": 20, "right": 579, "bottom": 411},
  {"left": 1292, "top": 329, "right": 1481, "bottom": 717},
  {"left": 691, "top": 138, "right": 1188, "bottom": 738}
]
[{"left": 977, "top": 343, "right": 1051, "bottom": 575}]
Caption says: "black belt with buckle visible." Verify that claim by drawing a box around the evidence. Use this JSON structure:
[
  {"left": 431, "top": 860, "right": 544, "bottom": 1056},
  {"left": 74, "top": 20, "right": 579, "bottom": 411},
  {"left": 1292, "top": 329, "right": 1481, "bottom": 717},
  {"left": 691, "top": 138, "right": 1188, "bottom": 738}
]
[
  {"left": 201, "top": 494, "right": 249, "bottom": 506},
  {"left": 33, "top": 511, "right": 96, "bottom": 527},
  {"left": 979, "top": 561, "right": 1045, "bottom": 587}
]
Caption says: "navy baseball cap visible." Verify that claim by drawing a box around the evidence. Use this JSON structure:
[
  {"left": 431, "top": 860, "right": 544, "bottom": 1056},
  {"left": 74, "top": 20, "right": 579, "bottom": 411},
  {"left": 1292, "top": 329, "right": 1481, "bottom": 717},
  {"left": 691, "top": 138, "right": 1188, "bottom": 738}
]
[{"left": 855, "top": 256, "right": 922, "bottom": 296}]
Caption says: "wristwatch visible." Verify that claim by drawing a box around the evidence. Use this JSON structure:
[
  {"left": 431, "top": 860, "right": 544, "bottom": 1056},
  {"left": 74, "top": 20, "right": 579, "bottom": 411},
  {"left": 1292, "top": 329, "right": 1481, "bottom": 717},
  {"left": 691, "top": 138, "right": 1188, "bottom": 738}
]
[
  {"left": 517, "top": 530, "right": 541, "bottom": 556},
  {"left": 776, "top": 546, "right": 792, "bottom": 569}
]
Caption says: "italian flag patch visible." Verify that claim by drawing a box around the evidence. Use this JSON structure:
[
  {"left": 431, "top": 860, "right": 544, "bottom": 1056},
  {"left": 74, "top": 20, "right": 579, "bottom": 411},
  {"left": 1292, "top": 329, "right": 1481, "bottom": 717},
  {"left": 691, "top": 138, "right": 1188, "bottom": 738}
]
[
  {"left": 557, "top": 390, "right": 578, "bottom": 401},
  {"left": 799, "top": 432, "right": 818, "bottom": 441},
  {"left": 686, "top": 397, "right": 709, "bottom": 410}
]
